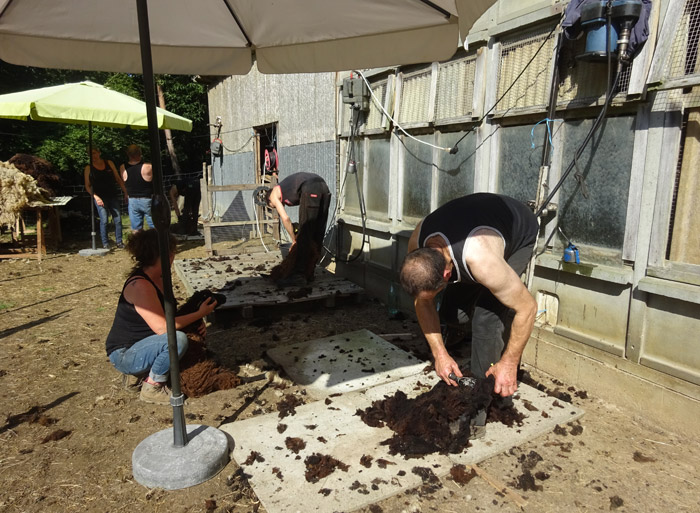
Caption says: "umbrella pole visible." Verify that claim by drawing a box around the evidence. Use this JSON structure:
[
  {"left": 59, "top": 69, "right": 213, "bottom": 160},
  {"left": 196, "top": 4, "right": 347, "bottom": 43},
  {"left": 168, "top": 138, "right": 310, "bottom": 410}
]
[
  {"left": 134, "top": 0, "right": 186, "bottom": 447},
  {"left": 131, "top": 0, "right": 229, "bottom": 491},
  {"left": 89, "top": 123, "right": 96, "bottom": 251}
]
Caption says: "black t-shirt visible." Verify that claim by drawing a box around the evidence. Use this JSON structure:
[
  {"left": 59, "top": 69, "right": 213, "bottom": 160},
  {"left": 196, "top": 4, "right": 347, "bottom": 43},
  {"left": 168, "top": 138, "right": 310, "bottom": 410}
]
[
  {"left": 105, "top": 269, "right": 164, "bottom": 355},
  {"left": 277, "top": 172, "right": 324, "bottom": 206},
  {"left": 419, "top": 193, "right": 538, "bottom": 285},
  {"left": 90, "top": 162, "right": 118, "bottom": 199}
]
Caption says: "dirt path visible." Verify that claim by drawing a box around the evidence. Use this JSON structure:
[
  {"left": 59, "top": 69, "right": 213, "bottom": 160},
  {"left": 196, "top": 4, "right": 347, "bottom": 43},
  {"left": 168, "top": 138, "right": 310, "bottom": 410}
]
[{"left": 1, "top": 240, "right": 698, "bottom": 513}]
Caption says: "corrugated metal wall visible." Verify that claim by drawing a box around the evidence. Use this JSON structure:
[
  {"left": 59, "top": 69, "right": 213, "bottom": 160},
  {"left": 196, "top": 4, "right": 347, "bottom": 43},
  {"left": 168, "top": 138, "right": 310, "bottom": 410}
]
[{"left": 206, "top": 64, "right": 338, "bottom": 240}]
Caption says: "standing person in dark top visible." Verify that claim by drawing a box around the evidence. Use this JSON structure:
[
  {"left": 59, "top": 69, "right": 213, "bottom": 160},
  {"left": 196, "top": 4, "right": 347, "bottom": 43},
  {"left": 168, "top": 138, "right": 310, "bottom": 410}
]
[
  {"left": 105, "top": 229, "right": 217, "bottom": 404},
  {"left": 168, "top": 176, "right": 202, "bottom": 236},
  {"left": 84, "top": 146, "right": 127, "bottom": 249},
  {"left": 399, "top": 193, "right": 539, "bottom": 437},
  {"left": 264, "top": 172, "right": 331, "bottom": 282},
  {"left": 120, "top": 144, "right": 153, "bottom": 232}
]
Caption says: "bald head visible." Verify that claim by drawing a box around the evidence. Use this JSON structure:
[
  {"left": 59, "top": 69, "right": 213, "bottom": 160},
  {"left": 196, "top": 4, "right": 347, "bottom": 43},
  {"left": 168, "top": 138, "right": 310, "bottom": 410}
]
[{"left": 399, "top": 248, "right": 447, "bottom": 297}]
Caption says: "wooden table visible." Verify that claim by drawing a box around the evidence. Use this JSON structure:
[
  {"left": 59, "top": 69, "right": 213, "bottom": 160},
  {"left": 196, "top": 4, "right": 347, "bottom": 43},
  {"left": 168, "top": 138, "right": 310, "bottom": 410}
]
[{"left": 0, "top": 196, "right": 73, "bottom": 263}]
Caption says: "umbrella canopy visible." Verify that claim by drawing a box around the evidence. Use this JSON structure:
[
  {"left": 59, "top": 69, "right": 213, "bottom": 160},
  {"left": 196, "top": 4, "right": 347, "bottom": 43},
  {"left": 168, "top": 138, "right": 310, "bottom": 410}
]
[
  {"left": 0, "top": 80, "right": 192, "bottom": 131},
  {"left": 0, "top": 0, "right": 495, "bottom": 75}
]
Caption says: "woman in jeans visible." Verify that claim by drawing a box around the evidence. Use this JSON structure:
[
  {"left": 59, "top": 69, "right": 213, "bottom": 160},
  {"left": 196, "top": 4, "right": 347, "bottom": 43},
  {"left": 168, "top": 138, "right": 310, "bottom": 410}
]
[
  {"left": 83, "top": 147, "right": 128, "bottom": 248},
  {"left": 105, "top": 229, "right": 217, "bottom": 404}
]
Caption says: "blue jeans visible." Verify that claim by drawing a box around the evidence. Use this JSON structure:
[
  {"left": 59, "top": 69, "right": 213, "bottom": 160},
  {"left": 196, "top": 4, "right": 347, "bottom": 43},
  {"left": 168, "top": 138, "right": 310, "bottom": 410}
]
[
  {"left": 108, "top": 331, "right": 188, "bottom": 384},
  {"left": 95, "top": 196, "right": 123, "bottom": 247},
  {"left": 128, "top": 197, "right": 153, "bottom": 231}
]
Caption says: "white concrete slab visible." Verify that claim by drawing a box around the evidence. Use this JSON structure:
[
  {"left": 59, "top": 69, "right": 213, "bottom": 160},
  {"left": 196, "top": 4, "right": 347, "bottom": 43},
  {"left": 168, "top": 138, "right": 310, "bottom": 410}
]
[
  {"left": 220, "top": 372, "right": 584, "bottom": 513},
  {"left": 266, "top": 329, "right": 428, "bottom": 400},
  {"left": 173, "top": 255, "right": 363, "bottom": 307}
]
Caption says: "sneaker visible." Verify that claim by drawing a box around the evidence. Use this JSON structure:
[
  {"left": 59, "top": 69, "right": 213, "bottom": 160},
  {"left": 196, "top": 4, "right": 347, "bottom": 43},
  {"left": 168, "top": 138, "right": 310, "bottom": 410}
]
[
  {"left": 139, "top": 382, "right": 171, "bottom": 405},
  {"left": 116, "top": 242, "right": 125, "bottom": 249}
]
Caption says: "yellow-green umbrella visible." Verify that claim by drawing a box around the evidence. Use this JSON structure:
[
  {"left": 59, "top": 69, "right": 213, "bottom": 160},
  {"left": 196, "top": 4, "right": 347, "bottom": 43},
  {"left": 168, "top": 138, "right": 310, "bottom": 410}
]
[
  {"left": 0, "top": 80, "right": 192, "bottom": 131},
  {"left": 0, "top": 80, "right": 192, "bottom": 252}
]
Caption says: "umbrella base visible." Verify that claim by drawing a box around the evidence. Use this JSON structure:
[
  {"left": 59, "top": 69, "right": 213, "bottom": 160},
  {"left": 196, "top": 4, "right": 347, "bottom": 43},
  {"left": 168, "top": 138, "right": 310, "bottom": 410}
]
[
  {"left": 79, "top": 248, "right": 110, "bottom": 257},
  {"left": 132, "top": 424, "right": 230, "bottom": 490}
]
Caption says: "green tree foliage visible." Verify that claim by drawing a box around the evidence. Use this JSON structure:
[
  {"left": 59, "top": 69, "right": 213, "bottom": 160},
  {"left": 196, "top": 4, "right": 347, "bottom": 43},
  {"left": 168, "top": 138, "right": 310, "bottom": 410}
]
[{"left": 0, "top": 60, "right": 209, "bottom": 188}]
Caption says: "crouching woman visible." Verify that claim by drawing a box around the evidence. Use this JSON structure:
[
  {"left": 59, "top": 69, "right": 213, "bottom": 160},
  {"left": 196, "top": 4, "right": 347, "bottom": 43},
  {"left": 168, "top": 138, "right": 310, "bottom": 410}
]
[{"left": 105, "top": 229, "right": 217, "bottom": 404}]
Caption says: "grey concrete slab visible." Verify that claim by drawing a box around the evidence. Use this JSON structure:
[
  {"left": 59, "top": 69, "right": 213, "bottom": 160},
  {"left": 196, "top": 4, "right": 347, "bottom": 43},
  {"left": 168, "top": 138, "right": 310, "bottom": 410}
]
[
  {"left": 220, "top": 372, "right": 584, "bottom": 513},
  {"left": 173, "top": 254, "right": 363, "bottom": 307},
  {"left": 266, "top": 329, "right": 428, "bottom": 400}
]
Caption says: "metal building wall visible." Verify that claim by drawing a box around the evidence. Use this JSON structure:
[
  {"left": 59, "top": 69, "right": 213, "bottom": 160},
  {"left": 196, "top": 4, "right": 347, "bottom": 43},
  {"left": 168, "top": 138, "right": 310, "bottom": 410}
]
[{"left": 206, "top": 63, "right": 338, "bottom": 236}]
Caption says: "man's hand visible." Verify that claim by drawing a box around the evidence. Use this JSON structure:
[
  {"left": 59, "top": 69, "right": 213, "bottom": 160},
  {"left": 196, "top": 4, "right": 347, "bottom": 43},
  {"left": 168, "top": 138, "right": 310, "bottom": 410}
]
[
  {"left": 435, "top": 353, "right": 463, "bottom": 386},
  {"left": 94, "top": 195, "right": 104, "bottom": 207},
  {"left": 485, "top": 359, "right": 519, "bottom": 397},
  {"left": 196, "top": 321, "right": 207, "bottom": 337}
]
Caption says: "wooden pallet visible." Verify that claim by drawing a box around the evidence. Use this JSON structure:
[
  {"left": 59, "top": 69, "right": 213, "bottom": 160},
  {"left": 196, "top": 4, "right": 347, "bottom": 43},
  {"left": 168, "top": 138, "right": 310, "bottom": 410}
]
[{"left": 173, "top": 252, "right": 364, "bottom": 317}]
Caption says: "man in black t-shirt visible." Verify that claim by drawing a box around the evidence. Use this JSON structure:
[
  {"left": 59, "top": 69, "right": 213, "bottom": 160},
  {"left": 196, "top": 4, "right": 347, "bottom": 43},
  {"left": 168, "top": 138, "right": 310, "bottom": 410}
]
[
  {"left": 399, "top": 193, "right": 539, "bottom": 437},
  {"left": 264, "top": 172, "right": 331, "bottom": 283}
]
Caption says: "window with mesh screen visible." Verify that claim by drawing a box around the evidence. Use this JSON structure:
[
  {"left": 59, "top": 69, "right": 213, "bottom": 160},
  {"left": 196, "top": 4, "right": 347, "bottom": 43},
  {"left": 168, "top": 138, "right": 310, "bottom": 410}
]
[
  {"left": 364, "top": 79, "right": 388, "bottom": 132},
  {"left": 435, "top": 54, "right": 477, "bottom": 123},
  {"left": 667, "top": 0, "right": 700, "bottom": 82},
  {"left": 365, "top": 138, "right": 391, "bottom": 221},
  {"left": 557, "top": 115, "right": 636, "bottom": 254},
  {"left": 402, "top": 134, "right": 434, "bottom": 220},
  {"left": 498, "top": 124, "right": 546, "bottom": 203},
  {"left": 436, "top": 130, "right": 476, "bottom": 206},
  {"left": 557, "top": 35, "right": 631, "bottom": 108},
  {"left": 666, "top": 109, "right": 700, "bottom": 265},
  {"left": 495, "top": 25, "right": 557, "bottom": 114},
  {"left": 398, "top": 66, "right": 433, "bottom": 125}
]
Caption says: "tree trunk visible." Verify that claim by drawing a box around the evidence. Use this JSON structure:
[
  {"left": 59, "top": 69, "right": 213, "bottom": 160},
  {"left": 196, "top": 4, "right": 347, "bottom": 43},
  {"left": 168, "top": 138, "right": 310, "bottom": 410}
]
[{"left": 157, "top": 83, "right": 182, "bottom": 176}]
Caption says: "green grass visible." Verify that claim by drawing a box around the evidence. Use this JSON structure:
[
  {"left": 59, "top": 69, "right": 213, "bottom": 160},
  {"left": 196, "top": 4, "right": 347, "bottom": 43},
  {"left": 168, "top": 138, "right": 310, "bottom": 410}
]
[{"left": 0, "top": 301, "right": 16, "bottom": 311}]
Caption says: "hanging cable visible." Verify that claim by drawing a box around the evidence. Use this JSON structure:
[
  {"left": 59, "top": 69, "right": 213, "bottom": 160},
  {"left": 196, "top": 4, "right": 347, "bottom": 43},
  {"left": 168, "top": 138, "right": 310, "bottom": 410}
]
[
  {"left": 322, "top": 105, "right": 367, "bottom": 263},
  {"left": 448, "top": 21, "right": 562, "bottom": 155},
  {"left": 535, "top": 2, "right": 623, "bottom": 218},
  {"left": 355, "top": 70, "right": 451, "bottom": 153},
  {"left": 252, "top": 194, "right": 270, "bottom": 253}
]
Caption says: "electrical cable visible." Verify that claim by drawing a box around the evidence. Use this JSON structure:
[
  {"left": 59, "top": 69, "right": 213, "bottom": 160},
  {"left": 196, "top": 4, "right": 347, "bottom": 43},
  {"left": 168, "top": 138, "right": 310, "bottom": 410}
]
[
  {"left": 321, "top": 106, "right": 368, "bottom": 263},
  {"left": 355, "top": 70, "right": 452, "bottom": 153},
  {"left": 535, "top": 3, "right": 623, "bottom": 219},
  {"left": 219, "top": 134, "right": 254, "bottom": 154},
  {"left": 534, "top": 1, "right": 633, "bottom": 263},
  {"left": 252, "top": 194, "right": 270, "bottom": 253}
]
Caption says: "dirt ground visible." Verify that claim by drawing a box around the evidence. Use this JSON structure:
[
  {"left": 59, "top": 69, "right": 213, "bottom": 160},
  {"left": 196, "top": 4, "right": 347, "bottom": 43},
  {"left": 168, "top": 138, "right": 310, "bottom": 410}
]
[{"left": 1, "top": 231, "right": 699, "bottom": 513}]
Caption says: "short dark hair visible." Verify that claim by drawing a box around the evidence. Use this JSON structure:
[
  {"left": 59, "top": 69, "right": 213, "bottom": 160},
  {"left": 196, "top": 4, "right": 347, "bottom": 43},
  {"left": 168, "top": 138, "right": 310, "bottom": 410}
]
[
  {"left": 399, "top": 248, "right": 446, "bottom": 297},
  {"left": 126, "top": 144, "right": 142, "bottom": 159},
  {"left": 126, "top": 229, "right": 177, "bottom": 270}
]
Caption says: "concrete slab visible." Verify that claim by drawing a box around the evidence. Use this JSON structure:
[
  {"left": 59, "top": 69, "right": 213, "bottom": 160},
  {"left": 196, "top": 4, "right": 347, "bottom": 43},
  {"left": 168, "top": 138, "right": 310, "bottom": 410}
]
[
  {"left": 220, "top": 373, "right": 584, "bottom": 513},
  {"left": 266, "top": 329, "right": 428, "bottom": 400},
  {"left": 173, "top": 254, "right": 363, "bottom": 309}
]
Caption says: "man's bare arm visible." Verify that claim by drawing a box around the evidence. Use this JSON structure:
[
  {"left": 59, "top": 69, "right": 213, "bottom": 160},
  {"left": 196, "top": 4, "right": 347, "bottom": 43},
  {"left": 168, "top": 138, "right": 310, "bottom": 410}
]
[
  {"left": 466, "top": 233, "right": 537, "bottom": 396},
  {"left": 269, "top": 195, "right": 295, "bottom": 243},
  {"left": 414, "top": 295, "right": 462, "bottom": 385}
]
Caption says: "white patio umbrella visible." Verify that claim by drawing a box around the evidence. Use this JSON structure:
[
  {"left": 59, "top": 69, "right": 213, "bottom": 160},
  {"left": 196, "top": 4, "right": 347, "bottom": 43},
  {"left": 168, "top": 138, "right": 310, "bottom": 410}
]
[
  {"left": 0, "top": 0, "right": 497, "bottom": 490},
  {"left": 0, "top": 0, "right": 494, "bottom": 75}
]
